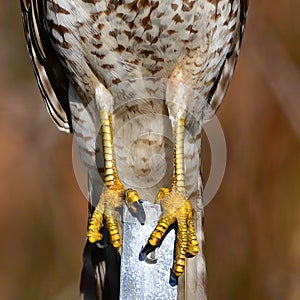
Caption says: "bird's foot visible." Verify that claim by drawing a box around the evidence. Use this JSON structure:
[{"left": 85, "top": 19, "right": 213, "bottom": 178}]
[
  {"left": 139, "top": 187, "right": 200, "bottom": 285},
  {"left": 87, "top": 186, "right": 145, "bottom": 250}
]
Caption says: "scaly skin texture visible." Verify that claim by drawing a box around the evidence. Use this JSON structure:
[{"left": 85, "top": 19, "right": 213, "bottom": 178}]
[
  {"left": 150, "top": 188, "right": 200, "bottom": 276},
  {"left": 143, "top": 118, "right": 199, "bottom": 277},
  {"left": 87, "top": 110, "right": 143, "bottom": 250},
  {"left": 87, "top": 188, "right": 124, "bottom": 249}
]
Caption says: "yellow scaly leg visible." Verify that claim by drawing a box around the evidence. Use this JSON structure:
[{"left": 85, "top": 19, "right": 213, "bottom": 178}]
[
  {"left": 140, "top": 118, "right": 200, "bottom": 285},
  {"left": 87, "top": 109, "right": 145, "bottom": 250}
]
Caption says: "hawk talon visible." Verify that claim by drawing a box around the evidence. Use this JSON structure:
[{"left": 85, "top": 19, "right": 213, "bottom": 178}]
[
  {"left": 139, "top": 246, "right": 158, "bottom": 264},
  {"left": 140, "top": 187, "right": 200, "bottom": 280},
  {"left": 139, "top": 242, "right": 156, "bottom": 261},
  {"left": 88, "top": 187, "right": 145, "bottom": 250},
  {"left": 169, "top": 269, "right": 178, "bottom": 287},
  {"left": 125, "top": 189, "right": 146, "bottom": 225}
]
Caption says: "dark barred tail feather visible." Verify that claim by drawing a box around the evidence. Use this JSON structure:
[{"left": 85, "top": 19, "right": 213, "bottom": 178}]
[{"left": 80, "top": 227, "right": 120, "bottom": 300}]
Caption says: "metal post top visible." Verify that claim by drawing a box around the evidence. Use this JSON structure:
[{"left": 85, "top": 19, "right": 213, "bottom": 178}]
[{"left": 120, "top": 201, "right": 177, "bottom": 300}]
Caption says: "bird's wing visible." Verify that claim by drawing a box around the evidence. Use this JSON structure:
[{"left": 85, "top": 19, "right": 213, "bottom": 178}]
[
  {"left": 182, "top": 2, "right": 249, "bottom": 298},
  {"left": 203, "top": 0, "right": 249, "bottom": 121},
  {"left": 20, "top": 0, "right": 73, "bottom": 132}
]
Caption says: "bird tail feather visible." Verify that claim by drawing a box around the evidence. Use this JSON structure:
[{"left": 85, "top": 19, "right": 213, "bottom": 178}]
[{"left": 80, "top": 226, "right": 121, "bottom": 300}]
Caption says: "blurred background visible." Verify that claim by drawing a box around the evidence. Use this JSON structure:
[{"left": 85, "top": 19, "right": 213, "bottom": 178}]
[{"left": 0, "top": 1, "right": 299, "bottom": 299}]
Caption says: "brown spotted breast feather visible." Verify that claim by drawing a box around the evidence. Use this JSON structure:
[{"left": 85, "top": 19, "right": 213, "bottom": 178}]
[{"left": 21, "top": 0, "right": 248, "bottom": 129}]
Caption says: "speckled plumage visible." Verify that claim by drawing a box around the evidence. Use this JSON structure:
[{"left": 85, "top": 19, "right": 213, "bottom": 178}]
[{"left": 21, "top": 0, "right": 248, "bottom": 299}]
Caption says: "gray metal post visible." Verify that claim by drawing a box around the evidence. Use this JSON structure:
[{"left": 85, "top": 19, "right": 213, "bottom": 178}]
[{"left": 120, "top": 201, "right": 177, "bottom": 300}]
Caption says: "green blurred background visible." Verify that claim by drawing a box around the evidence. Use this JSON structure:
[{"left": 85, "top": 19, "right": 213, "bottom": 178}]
[{"left": 0, "top": 1, "right": 299, "bottom": 299}]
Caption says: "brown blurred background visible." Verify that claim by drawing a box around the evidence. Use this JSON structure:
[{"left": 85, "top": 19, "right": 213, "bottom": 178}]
[{"left": 1, "top": 1, "right": 299, "bottom": 300}]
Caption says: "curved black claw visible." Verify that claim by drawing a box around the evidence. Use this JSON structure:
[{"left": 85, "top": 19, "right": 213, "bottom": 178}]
[
  {"left": 169, "top": 269, "right": 178, "bottom": 287},
  {"left": 133, "top": 200, "right": 146, "bottom": 225},
  {"left": 186, "top": 252, "right": 195, "bottom": 258},
  {"left": 139, "top": 242, "right": 157, "bottom": 261},
  {"left": 125, "top": 189, "right": 146, "bottom": 225}
]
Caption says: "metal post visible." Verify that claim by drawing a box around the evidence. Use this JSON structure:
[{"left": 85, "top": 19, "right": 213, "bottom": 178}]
[{"left": 120, "top": 201, "right": 177, "bottom": 300}]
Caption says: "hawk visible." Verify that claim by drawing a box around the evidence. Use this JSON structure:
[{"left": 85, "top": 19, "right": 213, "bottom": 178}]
[{"left": 20, "top": 0, "right": 248, "bottom": 299}]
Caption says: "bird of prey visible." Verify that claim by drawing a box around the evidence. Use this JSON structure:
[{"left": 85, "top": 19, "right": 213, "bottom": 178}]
[{"left": 20, "top": 0, "right": 248, "bottom": 299}]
